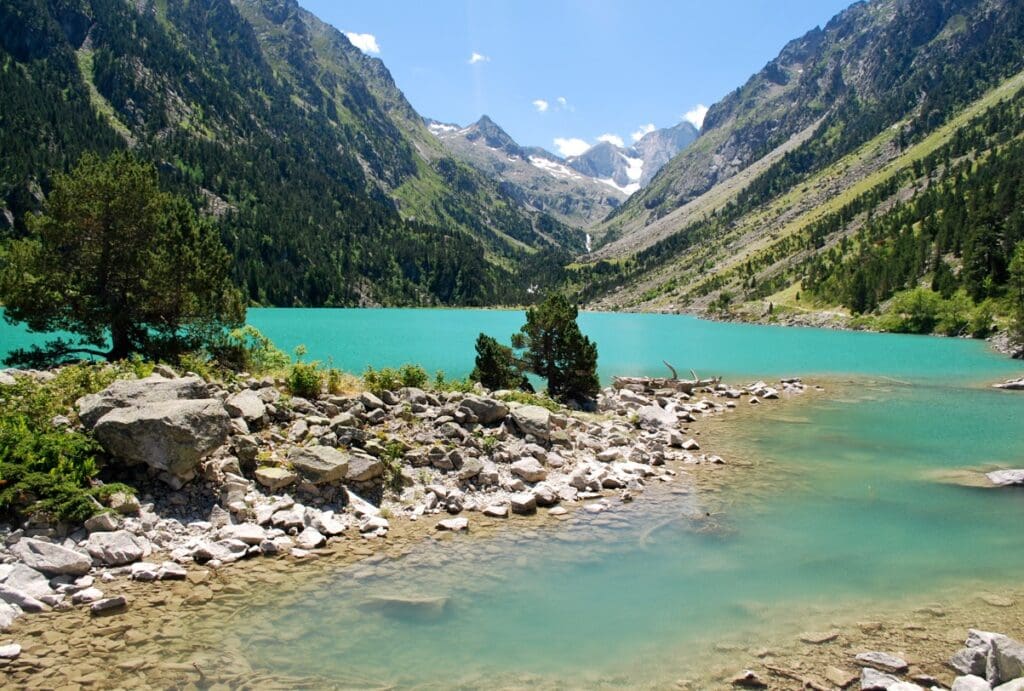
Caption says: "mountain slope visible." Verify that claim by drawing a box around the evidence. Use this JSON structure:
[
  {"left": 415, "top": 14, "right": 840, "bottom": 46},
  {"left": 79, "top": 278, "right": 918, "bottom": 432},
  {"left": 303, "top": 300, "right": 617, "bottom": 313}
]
[
  {"left": 428, "top": 116, "right": 625, "bottom": 229},
  {"left": 0, "top": 0, "right": 578, "bottom": 307},
  {"left": 593, "top": 0, "right": 1024, "bottom": 256}
]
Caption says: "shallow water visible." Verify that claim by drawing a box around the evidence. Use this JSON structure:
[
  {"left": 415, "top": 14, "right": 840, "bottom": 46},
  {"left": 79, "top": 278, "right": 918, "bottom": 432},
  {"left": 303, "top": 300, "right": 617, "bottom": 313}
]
[{"left": 2, "top": 309, "right": 1023, "bottom": 686}]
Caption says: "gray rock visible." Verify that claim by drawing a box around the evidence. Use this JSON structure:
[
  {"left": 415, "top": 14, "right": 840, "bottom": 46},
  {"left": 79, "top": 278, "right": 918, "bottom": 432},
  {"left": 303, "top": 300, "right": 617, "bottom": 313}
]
[
  {"left": 953, "top": 646, "right": 992, "bottom": 677},
  {"left": 288, "top": 445, "right": 349, "bottom": 484},
  {"left": 459, "top": 397, "right": 509, "bottom": 425},
  {"left": 0, "top": 601, "right": 20, "bottom": 631},
  {"left": 130, "top": 562, "right": 160, "bottom": 581},
  {"left": 224, "top": 389, "right": 267, "bottom": 426},
  {"left": 0, "top": 584, "right": 48, "bottom": 612},
  {"left": 991, "top": 636, "right": 1024, "bottom": 685},
  {"left": 255, "top": 466, "right": 297, "bottom": 490},
  {"left": 85, "top": 530, "right": 150, "bottom": 566},
  {"left": 157, "top": 562, "right": 187, "bottom": 581},
  {"left": 731, "top": 669, "right": 767, "bottom": 688},
  {"left": 71, "top": 586, "right": 104, "bottom": 604},
  {"left": 91, "top": 398, "right": 230, "bottom": 481},
  {"left": 532, "top": 484, "right": 559, "bottom": 507},
  {"left": 295, "top": 527, "right": 326, "bottom": 550},
  {"left": 10, "top": 537, "right": 91, "bottom": 576},
  {"left": 218, "top": 524, "right": 267, "bottom": 545},
  {"left": 83, "top": 513, "right": 120, "bottom": 533},
  {"left": 346, "top": 455, "right": 384, "bottom": 482},
  {"left": 855, "top": 652, "right": 909, "bottom": 673},
  {"left": 458, "top": 457, "right": 485, "bottom": 481},
  {"left": 359, "top": 391, "right": 384, "bottom": 410},
  {"left": 509, "top": 492, "right": 537, "bottom": 515},
  {"left": 511, "top": 457, "right": 547, "bottom": 483},
  {"left": 194, "top": 539, "right": 248, "bottom": 564},
  {"left": 952, "top": 676, "right": 993, "bottom": 691},
  {"left": 511, "top": 405, "right": 551, "bottom": 441},
  {"left": 994, "top": 680, "right": 1024, "bottom": 691},
  {"left": 637, "top": 405, "right": 677, "bottom": 428},
  {"left": 76, "top": 375, "right": 209, "bottom": 427},
  {"left": 311, "top": 512, "right": 347, "bottom": 536},
  {"left": 3, "top": 563, "right": 54, "bottom": 601},
  {"left": 860, "top": 667, "right": 900, "bottom": 690},
  {"left": 360, "top": 516, "right": 389, "bottom": 534},
  {"left": 0, "top": 644, "right": 20, "bottom": 660},
  {"left": 478, "top": 461, "right": 500, "bottom": 486},
  {"left": 482, "top": 504, "right": 509, "bottom": 518},
  {"left": 436, "top": 517, "right": 469, "bottom": 532},
  {"left": 271, "top": 506, "right": 307, "bottom": 531},
  {"left": 90, "top": 595, "right": 127, "bottom": 615}
]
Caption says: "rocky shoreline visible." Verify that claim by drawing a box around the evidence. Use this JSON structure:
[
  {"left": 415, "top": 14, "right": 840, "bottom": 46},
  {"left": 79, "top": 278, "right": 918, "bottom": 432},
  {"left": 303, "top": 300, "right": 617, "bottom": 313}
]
[{"left": 0, "top": 366, "right": 809, "bottom": 659}]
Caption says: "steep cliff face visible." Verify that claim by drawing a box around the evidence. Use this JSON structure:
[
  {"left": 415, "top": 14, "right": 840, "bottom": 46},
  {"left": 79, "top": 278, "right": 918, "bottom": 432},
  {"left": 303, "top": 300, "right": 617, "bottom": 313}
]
[{"left": 596, "top": 0, "right": 1024, "bottom": 253}]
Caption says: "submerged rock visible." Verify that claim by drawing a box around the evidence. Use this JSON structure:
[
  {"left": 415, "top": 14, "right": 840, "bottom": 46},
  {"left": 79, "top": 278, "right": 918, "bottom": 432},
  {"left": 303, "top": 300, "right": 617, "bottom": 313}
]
[{"left": 855, "top": 651, "right": 908, "bottom": 673}]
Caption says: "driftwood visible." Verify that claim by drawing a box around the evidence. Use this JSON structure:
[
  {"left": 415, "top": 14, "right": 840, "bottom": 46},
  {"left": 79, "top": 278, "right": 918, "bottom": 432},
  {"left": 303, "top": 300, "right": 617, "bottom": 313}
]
[{"left": 613, "top": 362, "right": 720, "bottom": 394}]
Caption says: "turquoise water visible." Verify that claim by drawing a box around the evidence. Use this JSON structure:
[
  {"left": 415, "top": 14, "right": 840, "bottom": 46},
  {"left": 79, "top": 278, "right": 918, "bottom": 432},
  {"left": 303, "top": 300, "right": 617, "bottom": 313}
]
[{"left": 3, "top": 309, "right": 1024, "bottom": 685}]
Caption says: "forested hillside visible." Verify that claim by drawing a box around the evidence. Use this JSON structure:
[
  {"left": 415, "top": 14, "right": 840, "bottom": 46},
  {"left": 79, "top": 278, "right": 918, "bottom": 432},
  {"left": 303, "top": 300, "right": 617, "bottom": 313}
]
[
  {"left": 0, "top": 0, "right": 576, "bottom": 307},
  {"left": 575, "top": 0, "right": 1024, "bottom": 347}
]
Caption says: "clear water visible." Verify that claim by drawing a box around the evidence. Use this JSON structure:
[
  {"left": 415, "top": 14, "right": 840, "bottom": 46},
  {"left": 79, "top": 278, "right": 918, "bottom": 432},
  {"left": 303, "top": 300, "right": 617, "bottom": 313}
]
[{"left": 2, "top": 309, "right": 1023, "bottom": 686}]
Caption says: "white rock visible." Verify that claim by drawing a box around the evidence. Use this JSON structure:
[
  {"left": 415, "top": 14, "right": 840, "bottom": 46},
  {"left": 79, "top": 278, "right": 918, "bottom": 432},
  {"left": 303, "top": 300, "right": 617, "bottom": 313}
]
[
  {"left": 71, "top": 587, "right": 104, "bottom": 604},
  {"left": 855, "top": 651, "right": 908, "bottom": 673},
  {"left": 511, "top": 457, "right": 547, "bottom": 483},
  {"left": 10, "top": 538, "right": 91, "bottom": 576},
  {"left": 295, "top": 527, "right": 326, "bottom": 550},
  {"left": 436, "top": 517, "right": 469, "bottom": 532},
  {"left": 0, "top": 643, "right": 21, "bottom": 660},
  {"left": 952, "top": 676, "right": 993, "bottom": 691}
]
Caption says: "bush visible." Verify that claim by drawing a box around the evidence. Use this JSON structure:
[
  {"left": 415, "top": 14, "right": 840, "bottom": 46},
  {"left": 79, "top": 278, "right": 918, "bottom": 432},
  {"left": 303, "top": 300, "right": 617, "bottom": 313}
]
[
  {"left": 212, "top": 325, "right": 290, "bottom": 374},
  {"left": 287, "top": 362, "right": 324, "bottom": 399},
  {"left": 0, "top": 364, "right": 138, "bottom": 522},
  {"left": 363, "top": 364, "right": 429, "bottom": 395},
  {"left": 431, "top": 370, "right": 474, "bottom": 393},
  {"left": 511, "top": 293, "right": 598, "bottom": 402}
]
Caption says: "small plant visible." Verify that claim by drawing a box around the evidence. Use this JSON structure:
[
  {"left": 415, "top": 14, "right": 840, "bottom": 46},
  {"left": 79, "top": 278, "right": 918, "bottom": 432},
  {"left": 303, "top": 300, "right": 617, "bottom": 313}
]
[
  {"left": 431, "top": 369, "right": 474, "bottom": 393},
  {"left": 496, "top": 390, "right": 561, "bottom": 413},
  {"left": 398, "top": 364, "right": 428, "bottom": 389},
  {"left": 287, "top": 349, "right": 324, "bottom": 399},
  {"left": 481, "top": 435, "right": 499, "bottom": 453}
]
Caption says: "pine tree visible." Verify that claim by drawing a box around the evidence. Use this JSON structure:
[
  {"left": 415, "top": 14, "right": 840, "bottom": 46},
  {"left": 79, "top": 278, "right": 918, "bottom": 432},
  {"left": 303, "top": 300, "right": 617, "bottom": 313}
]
[
  {"left": 0, "top": 152, "right": 244, "bottom": 364},
  {"left": 470, "top": 334, "right": 528, "bottom": 391},
  {"left": 511, "top": 293, "right": 599, "bottom": 403}
]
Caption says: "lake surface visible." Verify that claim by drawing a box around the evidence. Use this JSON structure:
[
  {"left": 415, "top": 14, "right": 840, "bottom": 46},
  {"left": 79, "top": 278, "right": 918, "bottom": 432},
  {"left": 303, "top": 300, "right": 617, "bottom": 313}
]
[{"left": 3, "top": 308, "right": 1024, "bottom": 686}]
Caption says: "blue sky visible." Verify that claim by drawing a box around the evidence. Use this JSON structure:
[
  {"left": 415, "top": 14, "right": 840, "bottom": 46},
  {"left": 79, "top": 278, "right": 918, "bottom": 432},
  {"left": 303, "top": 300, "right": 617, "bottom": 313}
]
[{"left": 299, "top": 0, "right": 853, "bottom": 156}]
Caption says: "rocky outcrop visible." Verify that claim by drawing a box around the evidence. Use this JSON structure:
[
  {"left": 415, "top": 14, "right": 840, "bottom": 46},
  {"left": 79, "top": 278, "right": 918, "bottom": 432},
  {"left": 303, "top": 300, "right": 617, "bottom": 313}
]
[
  {"left": 287, "top": 445, "right": 349, "bottom": 484},
  {"left": 76, "top": 375, "right": 210, "bottom": 427},
  {"left": 91, "top": 399, "right": 230, "bottom": 482}
]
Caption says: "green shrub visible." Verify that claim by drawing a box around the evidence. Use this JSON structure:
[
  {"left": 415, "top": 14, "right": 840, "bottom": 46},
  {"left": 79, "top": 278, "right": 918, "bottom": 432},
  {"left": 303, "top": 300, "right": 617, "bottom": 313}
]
[
  {"left": 364, "top": 364, "right": 429, "bottom": 394},
  {"left": 431, "top": 370, "right": 474, "bottom": 393},
  {"left": 0, "top": 364, "right": 139, "bottom": 522},
  {"left": 496, "top": 390, "right": 561, "bottom": 413},
  {"left": 212, "top": 325, "right": 290, "bottom": 374},
  {"left": 287, "top": 362, "right": 324, "bottom": 398}
]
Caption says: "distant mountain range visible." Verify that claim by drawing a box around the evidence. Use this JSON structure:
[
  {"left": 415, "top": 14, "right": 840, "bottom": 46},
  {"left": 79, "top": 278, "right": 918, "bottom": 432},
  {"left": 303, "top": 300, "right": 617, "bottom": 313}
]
[{"left": 426, "top": 116, "right": 696, "bottom": 228}]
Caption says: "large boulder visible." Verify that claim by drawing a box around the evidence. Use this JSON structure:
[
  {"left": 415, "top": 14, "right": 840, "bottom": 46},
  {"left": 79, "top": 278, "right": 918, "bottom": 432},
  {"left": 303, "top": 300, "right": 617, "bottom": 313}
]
[
  {"left": 91, "top": 399, "right": 230, "bottom": 481},
  {"left": 77, "top": 375, "right": 209, "bottom": 428},
  {"left": 511, "top": 405, "right": 551, "bottom": 441},
  {"left": 224, "top": 389, "right": 267, "bottom": 427},
  {"left": 637, "top": 405, "right": 677, "bottom": 429},
  {"left": 459, "top": 397, "right": 509, "bottom": 425},
  {"left": 288, "top": 446, "right": 349, "bottom": 485},
  {"left": 511, "top": 457, "right": 547, "bottom": 483},
  {"left": 85, "top": 530, "right": 151, "bottom": 566},
  {"left": 990, "top": 636, "right": 1024, "bottom": 684},
  {"left": 254, "top": 466, "right": 297, "bottom": 490},
  {"left": 346, "top": 454, "right": 384, "bottom": 482},
  {"left": 10, "top": 538, "right": 91, "bottom": 576}
]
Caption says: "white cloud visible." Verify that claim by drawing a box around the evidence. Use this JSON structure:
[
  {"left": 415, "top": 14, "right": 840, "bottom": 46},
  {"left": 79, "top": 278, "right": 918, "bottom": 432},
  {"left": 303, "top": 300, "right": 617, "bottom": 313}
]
[
  {"left": 684, "top": 104, "right": 709, "bottom": 129},
  {"left": 468, "top": 52, "right": 490, "bottom": 64},
  {"left": 532, "top": 99, "right": 550, "bottom": 113},
  {"left": 631, "top": 123, "right": 656, "bottom": 142},
  {"left": 345, "top": 32, "right": 380, "bottom": 54},
  {"left": 557, "top": 96, "right": 568, "bottom": 108},
  {"left": 597, "top": 133, "right": 624, "bottom": 148},
  {"left": 553, "top": 137, "right": 592, "bottom": 157}
]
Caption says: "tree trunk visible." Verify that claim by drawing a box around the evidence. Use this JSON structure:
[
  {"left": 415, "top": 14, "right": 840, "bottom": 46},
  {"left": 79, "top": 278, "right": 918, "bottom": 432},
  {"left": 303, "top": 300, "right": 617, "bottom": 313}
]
[{"left": 108, "top": 320, "right": 132, "bottom": 361}]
